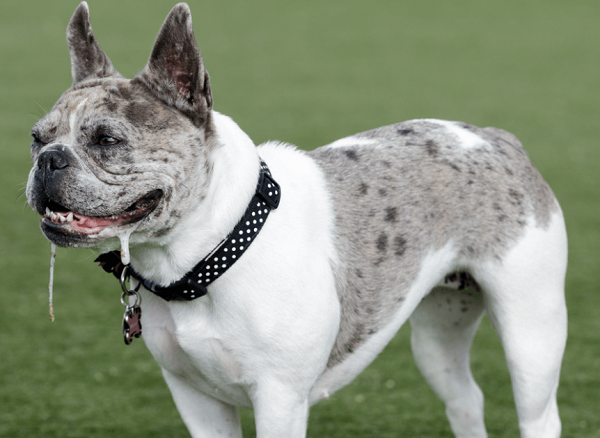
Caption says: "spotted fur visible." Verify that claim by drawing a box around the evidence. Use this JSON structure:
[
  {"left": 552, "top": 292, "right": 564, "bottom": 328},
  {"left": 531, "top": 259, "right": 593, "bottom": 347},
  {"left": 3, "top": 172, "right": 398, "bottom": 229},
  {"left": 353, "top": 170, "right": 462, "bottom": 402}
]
[{"left": 310, "top": 119, "right": 557, "bottom": 365}]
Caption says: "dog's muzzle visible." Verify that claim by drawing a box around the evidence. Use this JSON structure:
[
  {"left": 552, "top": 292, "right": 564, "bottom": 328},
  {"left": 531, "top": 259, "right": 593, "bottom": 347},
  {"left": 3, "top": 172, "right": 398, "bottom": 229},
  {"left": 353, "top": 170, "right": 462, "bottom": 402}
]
[{"left": 29, "top": 145, "right": 163, "bottom": 247}]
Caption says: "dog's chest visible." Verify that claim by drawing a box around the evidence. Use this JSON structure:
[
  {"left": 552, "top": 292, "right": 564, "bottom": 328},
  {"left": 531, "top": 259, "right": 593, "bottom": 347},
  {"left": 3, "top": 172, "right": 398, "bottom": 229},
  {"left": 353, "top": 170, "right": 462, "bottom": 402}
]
[{"left": 140, "top": 292, "right": 254, "bottom": 407}]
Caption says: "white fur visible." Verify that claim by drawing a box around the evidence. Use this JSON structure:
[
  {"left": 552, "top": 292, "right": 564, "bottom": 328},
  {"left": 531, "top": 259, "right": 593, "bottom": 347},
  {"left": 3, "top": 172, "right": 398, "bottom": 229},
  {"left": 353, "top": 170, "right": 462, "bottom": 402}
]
[
  {"left": 324, "top": 136, "right": 378, "bottom": 149},
  {"left": 410, "top": 285, "right": 488, "bottom": 437},
  {"left": 133, "top": 112, "right": 567, "bottom": 438},
  {"left": 69, "top": 97, "right": 88, "bottom": 143},
  {"left": 473, "top": 210, "right": 567, "bottom": 438},
  {"left": 421, "top": 118, "right": 491, "bottom": 150}
]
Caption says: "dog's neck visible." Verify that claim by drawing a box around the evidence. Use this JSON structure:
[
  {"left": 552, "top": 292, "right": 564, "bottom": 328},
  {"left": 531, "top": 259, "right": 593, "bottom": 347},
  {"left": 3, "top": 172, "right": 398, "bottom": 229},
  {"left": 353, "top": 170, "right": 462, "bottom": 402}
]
[{"left": 128, "top": 111, "right": 260, "bottom": 286}]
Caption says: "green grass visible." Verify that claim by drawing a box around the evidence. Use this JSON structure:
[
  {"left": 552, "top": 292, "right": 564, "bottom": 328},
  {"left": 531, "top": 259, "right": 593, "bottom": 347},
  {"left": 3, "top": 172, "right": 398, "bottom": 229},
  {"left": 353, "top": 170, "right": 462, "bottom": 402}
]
[{"left": 1, "top": 0, "right": 599, "bottom": 436}]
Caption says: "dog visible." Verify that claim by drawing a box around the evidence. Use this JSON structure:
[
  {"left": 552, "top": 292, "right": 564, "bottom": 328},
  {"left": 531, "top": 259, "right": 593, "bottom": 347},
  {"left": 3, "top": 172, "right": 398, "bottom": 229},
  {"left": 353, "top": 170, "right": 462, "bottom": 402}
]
[{"left": 26, "top": 2, "right": 568, "bottom": 437}]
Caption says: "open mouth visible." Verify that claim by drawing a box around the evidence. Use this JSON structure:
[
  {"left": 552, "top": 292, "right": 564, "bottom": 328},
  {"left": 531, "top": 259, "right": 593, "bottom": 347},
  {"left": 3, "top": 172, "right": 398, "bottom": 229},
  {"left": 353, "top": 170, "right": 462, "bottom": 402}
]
[{"left": 42, "top": 189, "right": 162, "bottom": 235}]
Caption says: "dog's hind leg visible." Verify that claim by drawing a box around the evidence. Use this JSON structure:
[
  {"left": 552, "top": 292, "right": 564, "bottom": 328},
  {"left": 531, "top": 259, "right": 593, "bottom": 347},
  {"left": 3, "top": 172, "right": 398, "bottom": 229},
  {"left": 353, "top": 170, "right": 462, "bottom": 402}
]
[
  {"left": 410, "top": 284, "right": 488, "bottom": 438},
  {"left": 162, "top": 370, "right": 243, "bottom": 438},
  {"left": 475, "top": 212, "right": 568, "bottom": 438}
]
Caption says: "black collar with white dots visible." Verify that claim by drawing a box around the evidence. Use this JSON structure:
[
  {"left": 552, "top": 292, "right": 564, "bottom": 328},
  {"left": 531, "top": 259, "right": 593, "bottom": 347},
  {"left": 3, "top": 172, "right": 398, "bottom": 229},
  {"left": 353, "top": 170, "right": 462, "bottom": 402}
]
[{"left": 96, "top": 159, "right": 281, "bottom": 302}]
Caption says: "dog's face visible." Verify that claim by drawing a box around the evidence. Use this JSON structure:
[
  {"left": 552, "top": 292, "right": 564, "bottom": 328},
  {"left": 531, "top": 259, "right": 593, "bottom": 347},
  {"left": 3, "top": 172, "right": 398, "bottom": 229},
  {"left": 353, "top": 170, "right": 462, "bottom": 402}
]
[{"left": 26, "top": 2, "right": 214, "bottom": 248}]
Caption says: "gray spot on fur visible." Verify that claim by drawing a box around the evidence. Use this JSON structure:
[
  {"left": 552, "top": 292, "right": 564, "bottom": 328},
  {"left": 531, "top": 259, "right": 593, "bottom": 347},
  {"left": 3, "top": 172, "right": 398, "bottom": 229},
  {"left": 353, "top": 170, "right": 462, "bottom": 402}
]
[
  {"left": 393, "top": 235, "right": 407, "bottom": 256},
  {"left": 384, "top": 207, "right": 398, "bottom": 223},
  {"left": 358, "top": 182, "right": 368, "bottom": 196},
  {"left": 310, "top": 119, "right": 558, "bottom": 367},
  {"left": 376, "top": 233, "right": 388, "bottom": 253},
  {"left": 426, "top": 140, "right": 438, "bottom": 157},
  {"left": 344, "top": 150, "right": 359, "bottom": 161},
  {"left": 446, "top": 161, "right": 461, "bottom": 172}
]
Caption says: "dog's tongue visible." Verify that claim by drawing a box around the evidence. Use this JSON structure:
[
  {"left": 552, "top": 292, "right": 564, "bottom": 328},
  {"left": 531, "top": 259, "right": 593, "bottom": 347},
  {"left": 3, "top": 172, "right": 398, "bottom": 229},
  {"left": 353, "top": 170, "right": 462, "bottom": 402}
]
[
  {"left": 47, "top": 197, "right": 154, "bottom": 234},
  {"left": 70, "top": 213, "right": 129, "bottom": 234}
]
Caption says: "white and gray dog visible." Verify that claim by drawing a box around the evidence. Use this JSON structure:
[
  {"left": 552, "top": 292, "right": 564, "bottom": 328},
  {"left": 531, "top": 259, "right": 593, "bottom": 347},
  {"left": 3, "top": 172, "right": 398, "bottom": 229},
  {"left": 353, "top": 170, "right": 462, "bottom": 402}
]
[{"left": 26, "top": 2, "right": 568, "bottom": 437}]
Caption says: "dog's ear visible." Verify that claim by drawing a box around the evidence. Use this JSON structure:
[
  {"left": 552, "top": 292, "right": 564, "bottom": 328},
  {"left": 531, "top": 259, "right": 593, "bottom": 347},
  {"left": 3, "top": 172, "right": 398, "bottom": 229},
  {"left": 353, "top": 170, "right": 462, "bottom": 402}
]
[
  {"left": 134, "top": 3, "right": 213, "bottom": 129},
  {"left": 67, "top": 2, "right": 122, "bottom": 85}
]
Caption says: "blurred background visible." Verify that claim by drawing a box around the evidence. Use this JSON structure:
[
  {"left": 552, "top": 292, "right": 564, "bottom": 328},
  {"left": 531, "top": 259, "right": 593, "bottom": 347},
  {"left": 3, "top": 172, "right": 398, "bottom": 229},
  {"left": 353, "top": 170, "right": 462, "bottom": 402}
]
[{"left": 1, "top": 0, "right": 598, "bottom": 436}]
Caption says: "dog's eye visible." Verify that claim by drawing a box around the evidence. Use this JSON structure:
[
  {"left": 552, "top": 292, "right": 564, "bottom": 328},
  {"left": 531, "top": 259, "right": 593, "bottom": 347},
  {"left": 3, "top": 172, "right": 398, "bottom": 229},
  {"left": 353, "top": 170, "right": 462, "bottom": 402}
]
[
  {"left": 99, "top": 136, "right": 119, "bottom": 146},
  {"left": 31, "top": 133, "right": 46, "bottom": 145}
]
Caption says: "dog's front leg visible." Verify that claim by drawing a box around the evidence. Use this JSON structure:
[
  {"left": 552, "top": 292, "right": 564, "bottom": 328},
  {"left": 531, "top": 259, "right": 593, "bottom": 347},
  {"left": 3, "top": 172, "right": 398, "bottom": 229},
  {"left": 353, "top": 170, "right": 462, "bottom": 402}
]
[
  {"left": 253, "top": 380, "right": 309, "bottom": 438},
  {"left": 162, "top": 370, "right": 242, "bottom": 438}
]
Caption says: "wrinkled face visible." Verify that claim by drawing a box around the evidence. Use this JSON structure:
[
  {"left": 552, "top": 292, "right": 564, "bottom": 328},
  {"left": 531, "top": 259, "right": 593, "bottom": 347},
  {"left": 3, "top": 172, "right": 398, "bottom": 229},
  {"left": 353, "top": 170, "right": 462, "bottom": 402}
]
[
  {"left": 26, "top": 78, "right": 211, "bottom": 248},
  {"left": 26, "top": 2, "right": 214, "bottom": 248}
]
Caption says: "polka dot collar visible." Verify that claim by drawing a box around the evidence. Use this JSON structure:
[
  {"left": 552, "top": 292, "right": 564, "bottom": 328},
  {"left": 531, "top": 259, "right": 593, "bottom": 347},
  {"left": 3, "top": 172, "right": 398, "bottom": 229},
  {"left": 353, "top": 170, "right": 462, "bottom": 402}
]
[{"left": 95, "top": 159, "right": 281, "bottom": 302}]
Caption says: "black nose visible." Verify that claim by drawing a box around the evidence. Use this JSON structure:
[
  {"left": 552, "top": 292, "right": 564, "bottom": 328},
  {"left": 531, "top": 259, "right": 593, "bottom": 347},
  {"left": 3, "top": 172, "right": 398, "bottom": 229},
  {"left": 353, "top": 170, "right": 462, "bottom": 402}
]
[{"left": 38, "top": 149, "right": 70, "bottom": 172}]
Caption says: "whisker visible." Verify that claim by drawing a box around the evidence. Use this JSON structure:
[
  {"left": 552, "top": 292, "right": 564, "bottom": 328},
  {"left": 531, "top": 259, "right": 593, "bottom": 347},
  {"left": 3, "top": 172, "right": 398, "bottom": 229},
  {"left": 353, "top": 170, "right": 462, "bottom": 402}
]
[{"left": 33, "top": 100, "right": 48, "bottom": 116}]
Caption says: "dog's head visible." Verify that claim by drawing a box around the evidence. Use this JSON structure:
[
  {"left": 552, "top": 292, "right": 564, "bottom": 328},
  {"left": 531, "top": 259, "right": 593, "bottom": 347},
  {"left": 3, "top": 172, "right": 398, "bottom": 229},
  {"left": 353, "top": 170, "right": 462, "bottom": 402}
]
[{"left": 26, "top": 2, "right": 214, "bottom": 248}]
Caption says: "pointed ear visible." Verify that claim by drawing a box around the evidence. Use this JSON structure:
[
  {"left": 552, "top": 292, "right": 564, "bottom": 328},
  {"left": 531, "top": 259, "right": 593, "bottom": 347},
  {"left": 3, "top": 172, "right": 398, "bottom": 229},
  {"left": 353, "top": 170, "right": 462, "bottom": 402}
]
[
  {"left": 134, "top": 3, "right": 213, "bottom": 128},
  {"left": 67, "top": 2, "right": 122, "bottom": 84}
]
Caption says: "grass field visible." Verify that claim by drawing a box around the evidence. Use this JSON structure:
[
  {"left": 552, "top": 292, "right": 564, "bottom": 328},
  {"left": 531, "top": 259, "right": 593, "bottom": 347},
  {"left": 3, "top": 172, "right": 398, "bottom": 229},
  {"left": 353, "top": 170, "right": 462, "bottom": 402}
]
[{"left": 1, "top": 0, "right": 599, "bottom": 436}]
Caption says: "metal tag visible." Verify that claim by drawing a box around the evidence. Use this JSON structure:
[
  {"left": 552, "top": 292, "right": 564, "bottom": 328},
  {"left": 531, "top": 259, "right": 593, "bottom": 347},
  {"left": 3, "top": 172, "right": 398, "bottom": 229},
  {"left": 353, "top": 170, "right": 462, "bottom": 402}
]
[{"left": 123, "top": 305, "right": 142, "bottom": 345}]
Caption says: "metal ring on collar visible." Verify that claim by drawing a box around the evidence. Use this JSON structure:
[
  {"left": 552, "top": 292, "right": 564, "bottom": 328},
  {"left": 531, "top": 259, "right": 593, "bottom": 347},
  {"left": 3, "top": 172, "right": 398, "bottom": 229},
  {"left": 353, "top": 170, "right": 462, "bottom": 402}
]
[
  {"left": 120, "top": 265, "right": 142, "bottom": 307},
  {"left": 120, "top": 265, "right": 141, "bottom": 295},
  {"left": 120, "top": 289, "right": 141, "bottom": 308}
]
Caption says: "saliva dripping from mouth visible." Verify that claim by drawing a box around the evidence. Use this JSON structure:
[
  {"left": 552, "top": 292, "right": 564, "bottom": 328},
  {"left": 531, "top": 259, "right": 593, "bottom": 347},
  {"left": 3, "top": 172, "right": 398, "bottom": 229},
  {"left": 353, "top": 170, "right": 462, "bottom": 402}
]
[
  {"left": 119, "top": 220, "right": 142, "bottom": 266},
  {"left": 49, "top": 243, "right": 56, "bottom": 322}
]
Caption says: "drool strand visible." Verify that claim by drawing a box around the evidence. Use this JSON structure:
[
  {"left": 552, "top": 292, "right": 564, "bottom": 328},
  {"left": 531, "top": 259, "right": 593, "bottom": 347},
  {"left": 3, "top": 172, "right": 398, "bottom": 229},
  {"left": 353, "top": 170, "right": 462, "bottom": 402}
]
[
  {"left": 119, "top": 221, "right": 141, "bottom": 266},
  {"left": 49, "top": 243, "right": 56, "bottom": 322}
]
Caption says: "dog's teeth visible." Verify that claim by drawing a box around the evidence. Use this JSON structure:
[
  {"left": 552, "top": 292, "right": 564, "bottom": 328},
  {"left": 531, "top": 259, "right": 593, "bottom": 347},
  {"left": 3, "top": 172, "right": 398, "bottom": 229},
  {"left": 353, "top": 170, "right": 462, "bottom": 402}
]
[
  {"left": 51, "top": 212, "right": 57, "bottom": 221},
  {"left": 46, "top": 207, "right": 51, "bottom": 217},
  {"left": 66, "top": 212, "right": 73, "bottom": 222},
  {"left": 59, "top": 214, "right": 66, "bottom": 223}
]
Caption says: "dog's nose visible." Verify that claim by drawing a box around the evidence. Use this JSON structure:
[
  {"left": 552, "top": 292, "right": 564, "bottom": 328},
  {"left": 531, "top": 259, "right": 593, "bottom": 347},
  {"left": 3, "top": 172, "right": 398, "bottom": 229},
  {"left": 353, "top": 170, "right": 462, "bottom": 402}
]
[{"left": 38, "top": 149, "right": 71, "bottom": 172}]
